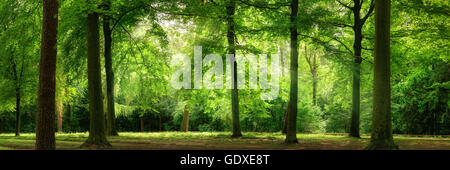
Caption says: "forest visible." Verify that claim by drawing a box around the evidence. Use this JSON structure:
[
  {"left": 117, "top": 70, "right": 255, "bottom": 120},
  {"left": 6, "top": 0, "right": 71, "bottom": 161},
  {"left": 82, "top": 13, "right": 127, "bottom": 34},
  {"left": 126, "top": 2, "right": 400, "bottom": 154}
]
[{"left": 0, "top": 0, "right": 448, "bottom": 150}]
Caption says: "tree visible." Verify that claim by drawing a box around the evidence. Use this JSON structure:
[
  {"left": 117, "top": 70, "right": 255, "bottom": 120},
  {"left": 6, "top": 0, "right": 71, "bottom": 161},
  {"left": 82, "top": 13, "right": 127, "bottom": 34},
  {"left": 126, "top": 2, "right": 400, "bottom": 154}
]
[
  {"left": 35, "top": 0, "right": 59, "bottom": 150},
  {"left": 102, "top": 0, "right": 118, "bottom": 136},
  {"left": 227, "top": 0, "right": 242, "bottom": 137},
  {"left": 285, "top": 0, "right": 299, "bottom": 144},
  {"left": 365, "top": 0, "right": 397, "bottom": 150},
  {"left": 337, "top": 0, "right": 375, "bottom": 138},
  {"left": 304, "top": 45, "right": 319, "bottom": 106},
  {"left": 82, "top": 11, "right": 111, "bottom": 148},
  {"left": 181, "top": 104, "right": 189, "bottom": 132}
]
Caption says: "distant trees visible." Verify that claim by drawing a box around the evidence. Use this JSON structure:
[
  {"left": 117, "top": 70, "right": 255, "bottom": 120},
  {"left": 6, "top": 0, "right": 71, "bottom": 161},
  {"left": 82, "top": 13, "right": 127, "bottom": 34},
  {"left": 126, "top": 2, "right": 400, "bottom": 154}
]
[
  {"left": 366, "top": 0, "right": 397, "bottom": 150},
  {"left": 35, "top": 0, "right": 59, "bottom": 150},
  {"left": 304, "top": 45, "right": 319, "bottom": 106}
]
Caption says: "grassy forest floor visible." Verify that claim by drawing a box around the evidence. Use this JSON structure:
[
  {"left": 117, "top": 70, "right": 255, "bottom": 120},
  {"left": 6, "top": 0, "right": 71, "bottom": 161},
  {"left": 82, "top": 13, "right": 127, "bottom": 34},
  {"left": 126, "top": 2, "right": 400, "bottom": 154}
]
[{"left": 0, "top": 132, "right": 448, "bottom": 150}]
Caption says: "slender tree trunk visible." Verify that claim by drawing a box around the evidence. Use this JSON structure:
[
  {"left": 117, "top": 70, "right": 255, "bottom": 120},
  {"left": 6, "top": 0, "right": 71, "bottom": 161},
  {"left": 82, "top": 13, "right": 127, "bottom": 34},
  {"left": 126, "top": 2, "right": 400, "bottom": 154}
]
[
  {"left": 140, "top": 117, "right": 144, "bottom": 132},
  {"left": 35, "top": 0, "right": 58, "bottom": 150},
  {"left": 66, "top": 102, "right": 71, "bottom": 131},
  {"left": 15, "top": 85, "right": 20, "bottom": 136},
  {"left": 312, "top": 73, "right": 317, "bottom": 106},
  {"left": 11, "top": 57, "right": 21, "bottom": 137},
  {"left": 181, "top": 104, "right": 189, "bottom": 132},
  {"left": 349, "top": 1, "right": 363, "bottom": 138},
  {"left": 56, "top": 100, "right": 63, "bottom": 133},
  {"left": 227, "top": 0, "right": 242, "bottom": 137},
  {"left": 159, "top": 113, "right": 162, "bottom": 131},
  {"left": 282, "top": 102, "right": 289, "bottom": 134},
  {"left": 103, "top": 0, "right": 118, "bottom": 136},
  {"left": 279, "top": 41, "right": 286, "bottom": 77},
  {"left": 366, "top": 0, "right": 398, "bottom": 150},
  {"left": 82, "top": 12, "right": 111, "bottom": 148},
  {"left": 285, "top": 0, "right": 299, "bottom": 144},
  {"left": 148, "top": 118, "right": 152, "bottom": 132}
]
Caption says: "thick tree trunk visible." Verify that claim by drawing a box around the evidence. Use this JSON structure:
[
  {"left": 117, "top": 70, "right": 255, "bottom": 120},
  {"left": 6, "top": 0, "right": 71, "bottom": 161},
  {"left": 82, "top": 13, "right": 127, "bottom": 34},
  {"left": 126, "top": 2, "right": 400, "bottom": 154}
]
[
  {"left": 181, "top": 105, "right": 189, "bottom": 132},
  {"left": 365, "top": 0, "right": 398, "bottom": 150},
  {"left": 35, "top": 0, "right": 58, "bottom": 150},
  {"left": 56, "top": 100, "right": 63, "bottom": 133},
  {"left": 103, "top": 0, "right": 118, "bottom": 137},
  {"left": 285, "top": 0, "right": 299, "bottom": 144},
  {"left": 349, "top": 1, "right": 363, "bottom": 138},
  {"left": 82, "top": 12, "right": 111, "bottom": 148},
  {"left": 227, "top": 0, "right": 242, "bottom": 138}
]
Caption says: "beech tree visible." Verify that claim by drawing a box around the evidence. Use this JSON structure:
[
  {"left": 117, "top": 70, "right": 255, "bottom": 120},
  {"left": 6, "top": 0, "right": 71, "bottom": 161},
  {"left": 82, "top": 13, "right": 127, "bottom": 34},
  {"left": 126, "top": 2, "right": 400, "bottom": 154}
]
[
  {"left": 365, "top": 0, "right": 398, "bottom": 150},
  {"left": 81, "top": 10, "right": 111, "bottom": 148},
  {"left": 285, "top": 0, "right": 299, "bottom": 144},
  {"left": 35, "top": 0, "right": 59, "bottom": 150}
]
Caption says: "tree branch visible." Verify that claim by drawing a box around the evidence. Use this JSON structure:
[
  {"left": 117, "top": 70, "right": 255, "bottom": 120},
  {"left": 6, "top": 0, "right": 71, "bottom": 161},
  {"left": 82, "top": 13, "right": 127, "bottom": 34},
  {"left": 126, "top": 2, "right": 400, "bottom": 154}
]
[
  {"left": 361, "top": 0, "right": 375, "bottom": 24},
  {"left": 336, "top": 0, "right": 354, "bottom": 10}
]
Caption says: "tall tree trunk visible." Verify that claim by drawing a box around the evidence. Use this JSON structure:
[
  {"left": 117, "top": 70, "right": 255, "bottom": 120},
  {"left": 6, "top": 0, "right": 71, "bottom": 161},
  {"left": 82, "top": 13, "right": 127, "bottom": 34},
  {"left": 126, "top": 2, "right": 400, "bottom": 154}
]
[
  {"left": 103, "top": 0, "right": 118, "bottom": 137},
  {"left": 349, "top": 0, "right": 363, "bottom": 138},
  {"left": 304, "top": 45, "right": 319, "bottom": 106},
  {"left": 181, "top": 104, "right": 189, "bottom": 132},
  {"left": 148, "top": 118, "right": 152, "bottom": 132},
  {"left": 35, "top": 0, "right": 58, "bottom": 150},
  {"left": 140, "top": 117, "right": 144, "bottom": 132},
  {"left": 82, "top": 12, "right": 111, "bottom": 148},
  {"left": 365, "top": 0, "right": 397, "bottom": 150},
  {"left": 56, "top": 100, "right": 63, "bottom": 133},
  {"left": 11, "top": 57, "right": 21, "bottom": 137},
  {"left": 227, "top": 0, "right": 242, "bottom": 137},
  {"left": 66, "top": 102, "right": 71, "bottom": 132},
  {"left": 15, "top": 85, "right": 20, "bottom": 137},
  {"left": 285, "top": 0, "right": 299, "bottom": 144},
  {"left": 282, "top": 102, "right": 289, "bottom": 134},
  {"left": 279, "top": 41, "right": 286, "bottom": 77},
  {"left": 159, "top": 113, "right": 162, "bottom": 131},
  {"left": 312, "top": 72, "right": 317, "bottom": 106}
]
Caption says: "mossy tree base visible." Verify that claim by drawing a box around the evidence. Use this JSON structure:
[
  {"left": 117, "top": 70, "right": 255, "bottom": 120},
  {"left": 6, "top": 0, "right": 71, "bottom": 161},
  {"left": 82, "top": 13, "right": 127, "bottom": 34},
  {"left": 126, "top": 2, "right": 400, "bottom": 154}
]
[
  {"left": 365, "top": 140, "right": 399, "bottom": 150},
  {"left": 231, "top": 133, "right": 242, "bottom": 138},
  {"left": 349, "top": 134, "right": 361, "bottom": 138},
  {"left": 284, "top": 137, "right": 298, "bottom": 144},
  {"left": 81, "top": 138, "right": 112, "bottom": 149}
]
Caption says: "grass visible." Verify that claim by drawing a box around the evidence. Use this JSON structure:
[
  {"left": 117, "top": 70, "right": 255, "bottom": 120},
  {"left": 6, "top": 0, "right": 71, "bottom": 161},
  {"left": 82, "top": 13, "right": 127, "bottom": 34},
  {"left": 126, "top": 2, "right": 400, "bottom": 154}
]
[{"left": 0, "top": 132, "right": 448, "bottom": 150}]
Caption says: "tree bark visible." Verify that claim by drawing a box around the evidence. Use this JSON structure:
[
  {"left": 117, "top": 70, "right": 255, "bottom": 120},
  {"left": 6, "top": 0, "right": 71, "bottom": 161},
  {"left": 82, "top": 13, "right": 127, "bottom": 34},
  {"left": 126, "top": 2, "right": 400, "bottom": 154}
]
[
  {"left": 15, "top": 82, "right": 20, "bottom": 137},
  {"left": 181, "top": 104, "right": 189, "bottom": 132},
  {"left": 11, "top": 57, "right": 21, "bottom": 137},
  {"left": 227, "top": 0, "right": 242, "bottom": 138},
  {"left": 82, "top": 11, "right": 111, "bottom": 148},
  {"left": 103, "top": 0, "right": 118, "bottom": 137},
  {"left": 159, "top": 113, "right": 162, "bottom": 131},
  {"left": 349, "top": 0, "right": 364, "bottom": 138},
  {"left": 140, "top": 117, "right": 144, "bottom": 132},
  {"left": 56, "top": 100, "right": 63, "bottom": 133},
  {"left": 365, "top": 0, "right": 398, "bottom": 150},
  {"left": 285, "top": 0, "right": 299, "bottom": 144},
  {"left": 35, "top": 0, "right": 58, "bottom": 150},
  {"left": 282, "top": 102, "right": 289, "bottom": 134},
  {"left": 66, "top": 102, "right": 71, "bottom": 131}
]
